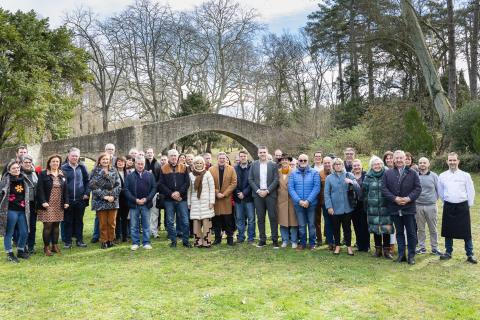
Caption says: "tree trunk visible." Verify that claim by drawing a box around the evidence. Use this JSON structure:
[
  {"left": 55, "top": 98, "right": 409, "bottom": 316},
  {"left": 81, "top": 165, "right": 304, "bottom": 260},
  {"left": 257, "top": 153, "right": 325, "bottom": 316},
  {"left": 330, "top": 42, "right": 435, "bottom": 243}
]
[
  {"left": 366, "top": 23, "right": 375, "bottom": 102},
  {"left": 447, "top": 0, "right": 457, "bottom": 109},
  {"left": 337, "top": 44, "right": 345, "bottom": 105},
  {"left": 102, "top": 106, "right": 109, "bottom": 131},
  {"left": 470, "top": 0, "right": 479, "bottom": 99},
  {"left": 206, "top": 139, "right": 212, "bottom": 154},
  {"left": 401, "top": 0, "right": 453, "bottom": 125},
  {"left": 349, "top": 0, "right": 360, "bottom": 100}
]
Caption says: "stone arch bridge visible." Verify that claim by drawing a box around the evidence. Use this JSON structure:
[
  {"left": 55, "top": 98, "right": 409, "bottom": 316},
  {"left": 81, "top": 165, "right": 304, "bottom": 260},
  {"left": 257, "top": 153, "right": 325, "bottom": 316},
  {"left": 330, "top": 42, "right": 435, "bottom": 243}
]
[{"left": 0, "top": 114, "right": 308, "bottom": 165}]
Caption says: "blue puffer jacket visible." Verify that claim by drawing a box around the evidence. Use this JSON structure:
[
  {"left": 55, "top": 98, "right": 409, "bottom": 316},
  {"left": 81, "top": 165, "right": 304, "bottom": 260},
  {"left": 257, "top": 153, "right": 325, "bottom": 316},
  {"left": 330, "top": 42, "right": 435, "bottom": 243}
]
[
  {"left": 288, "top": 167, "right": 321, "bottom": 207},
  {"left": 324, "top": 171, "right": 359, "bottom": 215}
]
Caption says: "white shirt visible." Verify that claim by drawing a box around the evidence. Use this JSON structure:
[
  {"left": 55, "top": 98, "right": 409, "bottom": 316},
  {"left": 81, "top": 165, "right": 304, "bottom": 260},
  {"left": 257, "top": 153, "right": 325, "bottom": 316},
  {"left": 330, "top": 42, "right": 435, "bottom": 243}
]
[
  {"left": 313, "top": 164, "right": 323, "bottom": 173},
  {"left": 259, "top": 162, "right": 268, "bottom": 190},
  {"left": 438, "top": 169, "right": 475, "bottom": 206}
]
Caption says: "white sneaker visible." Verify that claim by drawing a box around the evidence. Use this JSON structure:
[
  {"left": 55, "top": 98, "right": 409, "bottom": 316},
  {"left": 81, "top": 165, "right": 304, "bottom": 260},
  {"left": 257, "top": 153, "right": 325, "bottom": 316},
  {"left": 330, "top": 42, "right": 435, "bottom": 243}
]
[
  {"left": 281, "top": 242, "right": 288, "bottom": 248},
  {"left": 143, "top": 244, "right": 153, "bottom": 250},
  {"left": 131, "top": 244, "right": 139, "bottom": 251},
  {"left": 292, "top": 243, "right": 298, "bottom": 249}
]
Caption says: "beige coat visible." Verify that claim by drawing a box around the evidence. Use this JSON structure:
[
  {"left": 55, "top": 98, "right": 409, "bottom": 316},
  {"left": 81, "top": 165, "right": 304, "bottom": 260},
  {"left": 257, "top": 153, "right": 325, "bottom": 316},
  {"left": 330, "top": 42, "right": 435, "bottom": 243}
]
[
  {"left": 209, "top": 165, "right": 237, "bottom": 215},
  {"left": 277, "top": 170, "right": 297, "bottom": 227}
]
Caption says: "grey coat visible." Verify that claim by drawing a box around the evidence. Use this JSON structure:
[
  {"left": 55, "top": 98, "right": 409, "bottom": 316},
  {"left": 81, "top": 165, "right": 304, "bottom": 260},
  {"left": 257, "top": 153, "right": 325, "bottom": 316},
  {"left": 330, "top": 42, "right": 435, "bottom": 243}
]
[
  {"left": 89, "top": 167, "right": 121, "bottom": 211},
  {"left": 248, "top": 160, "right": 279, "bottom": 198},
  {"left": 0, "top": 173, "right": 33, "bottom": 236}
]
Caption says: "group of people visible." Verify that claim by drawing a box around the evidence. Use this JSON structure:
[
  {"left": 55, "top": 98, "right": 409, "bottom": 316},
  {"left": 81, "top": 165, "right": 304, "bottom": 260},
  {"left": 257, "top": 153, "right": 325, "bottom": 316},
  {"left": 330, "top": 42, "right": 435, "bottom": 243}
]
[{"left": 0, "top": 144, "right": 476, "bottom": 266}]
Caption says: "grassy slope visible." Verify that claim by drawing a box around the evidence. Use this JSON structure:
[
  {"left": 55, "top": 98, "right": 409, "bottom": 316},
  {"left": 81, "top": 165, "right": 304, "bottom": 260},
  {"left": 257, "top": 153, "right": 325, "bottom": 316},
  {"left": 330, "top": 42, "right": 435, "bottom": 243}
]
[{"left": 0, "top": 174, "right": 479, "bottom": 320}]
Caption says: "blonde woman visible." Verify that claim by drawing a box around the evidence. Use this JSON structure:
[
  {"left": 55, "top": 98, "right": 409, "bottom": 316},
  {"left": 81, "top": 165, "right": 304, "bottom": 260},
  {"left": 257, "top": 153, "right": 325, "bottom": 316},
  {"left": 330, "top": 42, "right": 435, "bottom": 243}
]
[{"left": 188, "top": 156, "right": 215, "bottom": 248}]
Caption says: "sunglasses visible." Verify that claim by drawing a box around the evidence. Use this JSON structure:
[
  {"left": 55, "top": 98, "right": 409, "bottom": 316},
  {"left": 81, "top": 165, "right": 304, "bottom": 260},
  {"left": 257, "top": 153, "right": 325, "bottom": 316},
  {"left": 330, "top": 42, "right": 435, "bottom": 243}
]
[{"left": 298, "top": 159, "right": 308, "bottom": 163}]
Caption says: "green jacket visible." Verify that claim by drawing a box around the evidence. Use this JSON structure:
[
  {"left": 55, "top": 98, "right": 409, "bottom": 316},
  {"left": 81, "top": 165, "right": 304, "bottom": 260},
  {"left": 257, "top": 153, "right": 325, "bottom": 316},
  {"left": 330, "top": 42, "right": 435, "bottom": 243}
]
[{"left": 362, "top": 169, "right": 394, "bottom": 235}]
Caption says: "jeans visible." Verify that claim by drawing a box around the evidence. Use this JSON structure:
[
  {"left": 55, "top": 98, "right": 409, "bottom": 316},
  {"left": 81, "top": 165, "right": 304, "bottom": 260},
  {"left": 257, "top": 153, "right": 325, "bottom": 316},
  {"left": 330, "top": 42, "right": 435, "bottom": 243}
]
[
  {"left": 235, "top": 201, "right": 255, "bottom": 242},
  {"left": 130, "top": 206, "right": 151, "bottom": 246},
  {"left": 164, "top": 200, "right": 189, "bottom": 244},
  {"left": 4, "top": 210, "right": 28, "bottom": 252},
  {"left": 392, "top": 214, "right": 417, "bottom": 258},
  {"left": 294, "top": 204, "right": 316, "bottom": 247},
  {"left": 64, "top": 200, "right": 86, "bottom": 244},
  {"left": 92, "top": 216, "right": 99, "bottom": 241},
  {"left": 445, "top": 238, "right": 474, "bottom": 257},
  {"left": 321, "top": 205, "right": 334, "bottom": 245},
  {"left": 280, "top": 226, "right": 298, "bottom": 244}
]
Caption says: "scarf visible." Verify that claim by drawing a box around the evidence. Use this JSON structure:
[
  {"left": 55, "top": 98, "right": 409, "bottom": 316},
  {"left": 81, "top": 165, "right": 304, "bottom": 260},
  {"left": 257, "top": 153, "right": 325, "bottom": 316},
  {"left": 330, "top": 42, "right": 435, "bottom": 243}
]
[
  {"left": 192, "top": 169, "right": 207, "bottom": 199},
  {"left": 281, "top": 167, "right": 290, "bottom": 175}
]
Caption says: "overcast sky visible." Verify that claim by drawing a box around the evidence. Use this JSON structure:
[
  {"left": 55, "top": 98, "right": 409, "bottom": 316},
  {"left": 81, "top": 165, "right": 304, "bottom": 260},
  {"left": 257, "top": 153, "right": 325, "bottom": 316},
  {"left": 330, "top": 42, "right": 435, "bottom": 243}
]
[{"left": 1, "top": 0, "right": 319, "bottom": 33}]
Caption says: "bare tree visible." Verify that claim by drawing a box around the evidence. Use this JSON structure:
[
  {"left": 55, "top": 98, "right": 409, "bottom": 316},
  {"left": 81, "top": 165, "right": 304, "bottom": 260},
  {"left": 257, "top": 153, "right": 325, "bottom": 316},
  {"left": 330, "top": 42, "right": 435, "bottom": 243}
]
[
  {"left": 65, "top": 8, "right": 125, "bottom": 131},
  {"left": 193, "top": 0, "right": 261, "bottom": 113}
]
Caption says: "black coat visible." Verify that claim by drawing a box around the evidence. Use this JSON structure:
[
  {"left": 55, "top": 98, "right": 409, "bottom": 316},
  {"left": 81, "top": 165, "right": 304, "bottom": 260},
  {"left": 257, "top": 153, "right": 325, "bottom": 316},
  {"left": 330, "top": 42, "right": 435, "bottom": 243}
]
[
  {"left": 381, "top": 167, "right": 421, "bottom": 215},
  {"left": 36, "top": 170, "right": 69, "bottom": 209}
]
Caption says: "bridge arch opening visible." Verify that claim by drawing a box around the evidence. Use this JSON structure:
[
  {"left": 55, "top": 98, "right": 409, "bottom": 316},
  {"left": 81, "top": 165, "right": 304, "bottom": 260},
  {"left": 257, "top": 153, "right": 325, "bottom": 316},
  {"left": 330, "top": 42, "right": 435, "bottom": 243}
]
[{"left": 164, "top": 130, "right": 260, "bottom": 160}]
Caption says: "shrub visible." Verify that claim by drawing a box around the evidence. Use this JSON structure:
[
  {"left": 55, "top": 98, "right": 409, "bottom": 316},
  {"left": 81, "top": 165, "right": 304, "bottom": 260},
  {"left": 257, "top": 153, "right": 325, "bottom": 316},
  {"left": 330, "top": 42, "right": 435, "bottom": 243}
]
[
  {"left": 471, "top": 119, "right": 480, "bottom": 153},
  {"left": 431, "top": 153, "right": 480, "bottom": 172},
  {"left": 403, "top": 107, "right": 435, "bottom": 155},
  {"left": 311, "top": 124, "right": 374, "bottom": 156},
  {"left": 445, "top": 101, "right": 480, "bottom": 152}
]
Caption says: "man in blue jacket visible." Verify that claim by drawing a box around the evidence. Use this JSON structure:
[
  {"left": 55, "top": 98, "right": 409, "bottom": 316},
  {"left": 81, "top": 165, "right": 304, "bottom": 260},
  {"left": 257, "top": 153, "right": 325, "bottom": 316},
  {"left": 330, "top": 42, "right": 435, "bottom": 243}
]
[
  {"left": 234, "top": 150, "right": 255, "bottom": 244},
  {"left": 381, "top": 150, "right": 422, "bottom": 265},
  {"left": 288, "top": 154, "right": 321, "bottom": 250},
  {"left": 61, "top": 147, "right": 90, "bottom": 249},
  {"left": 124, "top": 156, "right": 157, "bottom": 251}
]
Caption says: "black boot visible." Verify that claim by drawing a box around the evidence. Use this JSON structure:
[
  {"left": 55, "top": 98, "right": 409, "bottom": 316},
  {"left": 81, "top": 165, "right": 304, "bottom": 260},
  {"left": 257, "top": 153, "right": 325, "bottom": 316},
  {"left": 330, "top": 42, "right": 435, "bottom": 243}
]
[
  {"left": 7, "top": 252, "right": 19, "bottom": 263},
  {"left": 213, "top": 238, "right": 221, "bottom": 245},
  {"left": 17, "top": 250, "right": 29, "bottom": 260},
  {"left": 227, "top": 237, "right": 235, "bottom": 246},
  {"left": 395, "top": 253, "right": 407, "bottom": 263}
]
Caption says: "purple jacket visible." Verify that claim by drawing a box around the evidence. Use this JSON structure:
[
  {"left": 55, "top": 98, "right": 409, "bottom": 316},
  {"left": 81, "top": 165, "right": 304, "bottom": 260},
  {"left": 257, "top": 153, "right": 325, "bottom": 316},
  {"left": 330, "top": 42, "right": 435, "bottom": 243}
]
[{"left": 381, "top": 167, "right": 421, "bottom": 215}]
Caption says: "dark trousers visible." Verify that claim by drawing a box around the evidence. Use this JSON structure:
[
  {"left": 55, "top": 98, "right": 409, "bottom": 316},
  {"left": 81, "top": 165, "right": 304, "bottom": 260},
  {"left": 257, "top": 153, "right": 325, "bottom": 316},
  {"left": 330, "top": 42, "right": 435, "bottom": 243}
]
[
  {"left": 351, "top": 204, "right": 370, "bottom": 251},
  {"left": 392, "top": 214, "right": 417, "bottom": 258},
  {"left": 374, "top": 233, "right": 390, "bottom": 248},
  {"left": 115, "top": 205, "right": 130, "bottom": 241},
  {"left": 254, "top": 196, "right": 278, "bottom": 243},
  {"left": 331, "top": 213, "right": 352, "bottom": 246},
  {"left": 212, "top": 214, "right": 234, "bottom": 241},
  {"left": 27, "top": 202, "right": 37, "bottom": 250},
  {"left": 63, "top": 200, "right": 86, "bottom": 244},
  {"left": 314, "top": 201, "right": 323, "bottom": 243}
]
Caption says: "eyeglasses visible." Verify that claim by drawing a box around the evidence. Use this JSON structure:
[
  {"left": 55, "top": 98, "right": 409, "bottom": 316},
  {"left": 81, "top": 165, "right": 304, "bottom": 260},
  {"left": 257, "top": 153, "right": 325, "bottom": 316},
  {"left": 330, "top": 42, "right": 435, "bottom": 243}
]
[
  {"left": 22, "top": 161, "right": 32, "bottom": 164},
  {"left": 298, "top": 159, "right": 308, "bottom": 163},
  {"left": 334, "top": 163, "right": 342, "bottom": 166}
]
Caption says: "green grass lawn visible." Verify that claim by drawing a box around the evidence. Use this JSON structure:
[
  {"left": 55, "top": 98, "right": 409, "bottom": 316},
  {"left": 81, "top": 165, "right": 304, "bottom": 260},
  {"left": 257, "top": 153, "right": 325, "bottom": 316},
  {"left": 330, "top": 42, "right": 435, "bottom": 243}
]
[{"left": 1, "top": 175, "right": 479, "bottom": 319}]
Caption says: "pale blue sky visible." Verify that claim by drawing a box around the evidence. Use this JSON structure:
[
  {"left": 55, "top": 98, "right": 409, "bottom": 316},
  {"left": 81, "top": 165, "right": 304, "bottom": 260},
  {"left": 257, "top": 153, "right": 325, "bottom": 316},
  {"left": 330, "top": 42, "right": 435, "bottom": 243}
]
[{"left": 1, "top": 0, "right": 320, "bottom": 34}]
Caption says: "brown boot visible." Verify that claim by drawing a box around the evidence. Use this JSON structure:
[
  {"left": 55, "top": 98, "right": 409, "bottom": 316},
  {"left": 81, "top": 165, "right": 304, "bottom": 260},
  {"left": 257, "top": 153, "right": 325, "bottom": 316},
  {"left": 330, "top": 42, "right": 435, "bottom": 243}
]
[
  {"left": 44, "top": 246, "right": 53, "bottom": 256},
  {"left": 373, "top": 246, "right": 383, "bottom": 258},
  {"left": 390, "top": 244, "right": 395, "bottom": 255},
  {"left": 51, "top": 244, "right": 61, "bottom": 254},
  {"left": 383, "top": 247, "right": 393, "bottom": 259}
]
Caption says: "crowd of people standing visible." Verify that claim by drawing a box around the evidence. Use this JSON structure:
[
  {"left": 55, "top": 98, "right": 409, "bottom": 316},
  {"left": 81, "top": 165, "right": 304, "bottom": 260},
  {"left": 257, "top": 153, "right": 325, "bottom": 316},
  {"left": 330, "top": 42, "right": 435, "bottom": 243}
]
[{"left": 0, "top": 144, "right": 477, "bottom": 265}]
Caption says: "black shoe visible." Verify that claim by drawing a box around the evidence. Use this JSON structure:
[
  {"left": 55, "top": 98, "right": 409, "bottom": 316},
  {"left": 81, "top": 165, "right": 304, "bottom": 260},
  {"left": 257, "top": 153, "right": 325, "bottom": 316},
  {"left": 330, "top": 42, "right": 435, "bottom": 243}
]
[
  {"left": 227, "top": 238, "right": 235, "bottom": 246},
  {"left": 272, "top": 241, "right": 280, "bottom": 249},
  {"left": 101, "top": 242, "right": 108, "bottom": 249},
  {"left": 6, "top": 252, "right": 19, "bottom": 263},
  {"left": 183, "top": 242, "right": 192, "bottom": 248},
  {"left": 107, "top": 241, "right": 115, "bottom": 248},
  {"left": 91, "top": 238, "right": 99, "bottom": 244},
  {"left": 76, "top": 241, "right": 87, "bottom": 248},
  {"left": 213, "top": 239, "right": 221, "bottom": 245},
  {"left": 395, "top": 254, "right": 407, "bottom": 263},
  {"left": 28, "top": 247, "right": 35, "bottom": 255},
  {"left": 63, "top": 243, "right": 72, "bottom": 249},
  {"left": 316, "top": 240, "right": 323, "bottom": 247},
  {"left": 440, "top": 253, "right": 452, "bottom": 260},
  {"left": 17, "top": 250, "right": 29, "bottom": 260},
  {"left": 467, "top": 256, "right": 478, "bottom": 264},
  {"left": 256, "top": 241, "right": 266, "bottom": 248},
  {"left": 408, "top": 257, "right": 416, "bottom": 265},
  {"left": 169, "top": 242, "right": 177, "bottom": 248}
]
